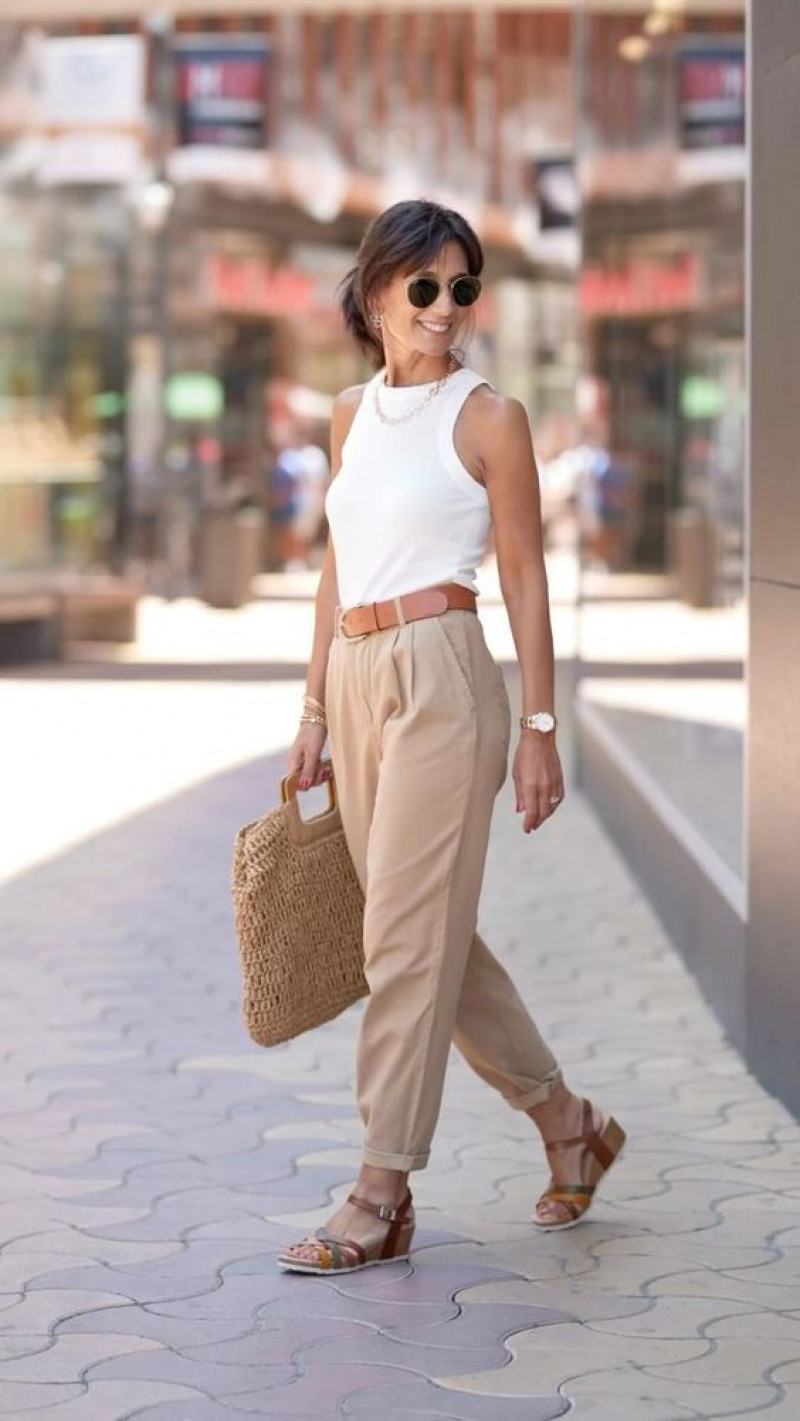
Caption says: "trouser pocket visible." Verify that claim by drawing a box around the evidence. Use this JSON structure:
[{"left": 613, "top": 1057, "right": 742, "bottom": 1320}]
[{"left": 432, "top": 611, "right": 477, "bottom": 713}]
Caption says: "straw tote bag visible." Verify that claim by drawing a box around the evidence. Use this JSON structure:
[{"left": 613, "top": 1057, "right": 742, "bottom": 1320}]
[{"left": 231, "top": 759, "right": 367, "bottom": 1047}]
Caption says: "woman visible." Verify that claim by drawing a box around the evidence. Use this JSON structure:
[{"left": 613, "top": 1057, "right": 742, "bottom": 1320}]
[{"left": 278, "top": 200, "right": 625, "bottom": 1275}]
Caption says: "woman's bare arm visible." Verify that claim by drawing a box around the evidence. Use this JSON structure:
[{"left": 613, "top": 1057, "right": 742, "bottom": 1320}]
[
  {"left": 476, "top": 390, "right": 565, "bottom": 832},
  {"left": 287, "top": 383, "right": 363, "bottom": 788}
]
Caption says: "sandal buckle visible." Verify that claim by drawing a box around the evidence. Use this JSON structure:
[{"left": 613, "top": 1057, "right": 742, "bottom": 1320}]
[{"left": 377, "top": 1203, "right": 397, "bottom": 1221}]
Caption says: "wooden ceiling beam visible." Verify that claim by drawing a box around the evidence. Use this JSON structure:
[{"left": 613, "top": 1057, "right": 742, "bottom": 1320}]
[{"left": 0, "top": 1, "right": 745, "bottom": 22}]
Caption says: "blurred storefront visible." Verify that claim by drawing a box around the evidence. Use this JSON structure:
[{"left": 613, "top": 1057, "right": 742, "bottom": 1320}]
[
  {"left": 577, "top": 26, "right": 745, "bottom": 588},
  {"left": 0, "top": 31, "right": 142, "bottom": 573},
  {"left": 0, "top": 6, "right": 580, "bottom": 585}
]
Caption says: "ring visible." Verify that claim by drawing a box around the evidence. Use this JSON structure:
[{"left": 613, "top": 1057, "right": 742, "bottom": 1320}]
[{"left": 549, "top": 796, "right": 561, "bottom": 805}]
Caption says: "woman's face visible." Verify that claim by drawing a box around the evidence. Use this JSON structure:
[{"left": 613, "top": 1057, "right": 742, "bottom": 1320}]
[{"left": 373, "top": 240, "right": 473, "bottom": 362}]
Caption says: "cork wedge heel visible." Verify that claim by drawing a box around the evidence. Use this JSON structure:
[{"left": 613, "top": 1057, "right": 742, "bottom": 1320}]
[{"left": 534, "top": 1098, "right": 626, "bottom": 1232}]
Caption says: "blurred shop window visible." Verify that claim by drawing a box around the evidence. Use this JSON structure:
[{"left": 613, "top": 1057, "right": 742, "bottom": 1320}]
[{"left": 574, "top": 6, "right": 747, "bottom": 887}]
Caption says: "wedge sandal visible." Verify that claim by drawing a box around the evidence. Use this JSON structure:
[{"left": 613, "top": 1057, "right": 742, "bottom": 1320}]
[
  {"left": 534, "top": 1097, "right": 626, "bottom": 1231},
  {"left": 277, "top": 1188, "right": 415, "bottom": 1275}
]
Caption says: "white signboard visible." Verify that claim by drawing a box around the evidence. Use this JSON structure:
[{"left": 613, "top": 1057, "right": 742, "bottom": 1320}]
[
  {"left": 42, "top": 35, "right": 145, "bottom": 129},
  {"left": 38, "top": 134, "right": 143, "bottom": 187}
]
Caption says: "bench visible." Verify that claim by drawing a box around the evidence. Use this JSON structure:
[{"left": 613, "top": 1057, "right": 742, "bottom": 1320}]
[
  {"left": 0, "top": 574, "right": 142, "bottom": 663},
  {"left": 59, "top": 580, "right": 140, "bottom": 643},
  {"left": 0, "top": 593, "right": 63, "bottom": 664}
]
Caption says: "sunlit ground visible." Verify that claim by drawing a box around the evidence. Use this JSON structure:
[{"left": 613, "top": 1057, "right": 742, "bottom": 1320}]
[{"left": 4, "top": 547, "right": 745, "bottom": 884}]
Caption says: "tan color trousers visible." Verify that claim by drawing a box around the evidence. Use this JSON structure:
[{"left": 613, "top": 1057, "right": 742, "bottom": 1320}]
[{"left": 326, "top": 606, "right": 563, "bottom": 1171}]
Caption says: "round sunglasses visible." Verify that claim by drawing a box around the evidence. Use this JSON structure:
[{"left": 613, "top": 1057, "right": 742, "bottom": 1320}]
[{"left": 406, "top": 274, "right": 482, "bottom": 310}]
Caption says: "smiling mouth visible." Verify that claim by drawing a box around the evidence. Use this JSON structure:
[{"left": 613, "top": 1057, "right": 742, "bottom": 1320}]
[{"left": 418, "top": 320, "right": 451, "bottom": 334}]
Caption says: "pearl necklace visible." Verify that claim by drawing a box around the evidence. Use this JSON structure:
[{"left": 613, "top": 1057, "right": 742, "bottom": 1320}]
[{"left": 373, "top": 352, "right": 460, "bottom": 426}]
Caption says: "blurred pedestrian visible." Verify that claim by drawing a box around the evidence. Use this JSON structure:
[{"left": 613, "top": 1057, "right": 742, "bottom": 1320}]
[
  {"left": 277, "top": 200, "right": 626, "bottom": 1276},
  {"left": 266, "top": 426, "right": 305, "bottom": 570},
  {"left": 579, "top": 446, "right": 632, "bottom": 571},
  {"left": 293, "top": 435, "right": 330, "bottom": 564}
]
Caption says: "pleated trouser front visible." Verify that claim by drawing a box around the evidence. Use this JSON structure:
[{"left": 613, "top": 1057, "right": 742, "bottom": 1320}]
[{"left": 326, "top": 606, "right": 563, "bottom": 1171}]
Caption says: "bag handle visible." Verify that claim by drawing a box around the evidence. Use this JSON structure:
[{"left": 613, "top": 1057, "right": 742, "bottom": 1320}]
[{"left": 281, "top": 757, "right": 338, "bottom": 812}]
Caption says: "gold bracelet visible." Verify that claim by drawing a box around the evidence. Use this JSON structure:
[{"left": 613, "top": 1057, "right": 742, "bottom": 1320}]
[
  {"left": 303, "top": 693, "right": 326, "bottom": 714},
  {"left": 300, "top": 712, "right": 327, "bottom": 728}
]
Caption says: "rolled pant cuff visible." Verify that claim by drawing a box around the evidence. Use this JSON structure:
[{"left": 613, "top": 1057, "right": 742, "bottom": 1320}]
[
  {"left": 505, "top": 1069, "right": 564, "bottom": 1112},
  {"left": 362, "top": 1144, "right": 430, "bottom": 1171}
]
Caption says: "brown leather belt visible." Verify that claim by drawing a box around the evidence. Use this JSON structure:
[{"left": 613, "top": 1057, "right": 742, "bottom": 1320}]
[{"left": 337, "top": 582, "right": 477, "bottom": 640}]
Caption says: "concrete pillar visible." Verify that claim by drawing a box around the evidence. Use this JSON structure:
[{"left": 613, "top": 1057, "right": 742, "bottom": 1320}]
[{"left": 747, "top": 0, "right": 800, "bottom": 1111}]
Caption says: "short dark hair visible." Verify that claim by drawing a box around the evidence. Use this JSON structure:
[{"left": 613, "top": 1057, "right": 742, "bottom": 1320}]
[{"left": 337, "top": 199, "right": 484, "bottom": 368}]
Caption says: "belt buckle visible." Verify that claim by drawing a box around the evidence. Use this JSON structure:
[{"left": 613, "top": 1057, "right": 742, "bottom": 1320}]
[{"left": 337, "top": 604, "right": 368, "bottom": 642}]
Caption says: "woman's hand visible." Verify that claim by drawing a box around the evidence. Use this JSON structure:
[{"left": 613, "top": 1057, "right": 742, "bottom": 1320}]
[
  {"left": 513, "top": 733, "right": 565, "bottom": 833},
  {"left": 286, "top": 721, "right": 331, "bottom": 791}
]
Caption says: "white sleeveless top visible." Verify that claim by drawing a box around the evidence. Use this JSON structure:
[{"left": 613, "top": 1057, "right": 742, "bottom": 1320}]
[{"left": 324, "top": 364, "right": 492, "bottom": 608}]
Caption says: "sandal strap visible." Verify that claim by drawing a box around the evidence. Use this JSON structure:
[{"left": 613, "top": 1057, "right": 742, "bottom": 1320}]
[
  {"left": 539, "top": 1196, "right": 583, "bottom": 1221},
  {"left": 543, "top": 1098, "right": 616, "bottom": 1171},
  {"left": 542, "top": 1184, "right": 595, "bottom": 1203},
  {"left": 346, "top": 1188, "right": 413, "bottom": 1224},
  {"left": 543, "top": 1097, "right": 593, "bottom": 1150},
  {"left": 314, "top": 1228, "right": 367, "bottom": 1267},
  {"left": 346, "top": 1188, "right": 414, "bottom": 1262}
]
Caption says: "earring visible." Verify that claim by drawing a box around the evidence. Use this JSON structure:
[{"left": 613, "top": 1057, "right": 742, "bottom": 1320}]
[{"left": 371, "top": 310, "right": 383, "bottom": 330}]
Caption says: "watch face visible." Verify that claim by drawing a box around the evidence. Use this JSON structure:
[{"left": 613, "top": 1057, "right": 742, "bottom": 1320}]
[{"left": 536, "top": 712, "right": 556, "bottom": 732}]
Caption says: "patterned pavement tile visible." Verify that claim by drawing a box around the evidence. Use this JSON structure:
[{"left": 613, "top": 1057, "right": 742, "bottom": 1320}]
[
  {"left": 567, "top": 1400, "right": 704, "bottom": 1421},
  {"left": 226, "top": 1365, "right": 568, "bottom": 1418},
  {"left": 584, "top": 1294, "right": 757, "bottom": 1339},
  {"left": 115, "top": 1405, "right": 250, "bottom": 1421},
  {"left": 737, "top": 1387, "right": 800, "bottom": 1420},
  {"left": 259, "top": 1286, "right": 462, "bottom": 1333},
  {"left": 87, "top": 1347, "right": 299, "bottom": 1394},
  {"left": 588, "top": 1232, "right": 779, "bottom": 1272},
  {"left": 0, "top": 1382, "right": 85, "bottom": 1413},
  {"left": 437, "top": 1318, "right": 709, "bottom": 1394},
  {"left": 707, "top": 1310, "right": 800, "bottom": 1345},
  {"left": 453, "top": 1277, "right": 653, "bottom": 1323},
  {"left": 0, "top": 1331, "right": 161, "bottom": 1383},
  {"left": 773, "top": 1359, "right": 800, "bottom": 1383},
  {"left": 0, "top": 1287, "right": 142, "bottom": 1335},
  {"left": 645, "top": 1267, "right": 800, "bottom": 1310},
  {"left": 56, "top": 1304, "right": 257, "bottom": 1350},
  {"left": 383, "top": 1302, "right": 570, "bottom": 1347},
  {"left": 645, "top": 1334, "right": 800, "bottom": 1385},
  {"left": 562, "top": 1367, "right": 777, "bottom": 1417},
  {"left": 0, "top": 1334, "right": 54, "bottom": 1363},
  {"left": 2, "top": 1231, "right": 183, "bottom": 1268},
  {"left": 345, "top": 1378, "right": 570, "bottom": 1419},
  {"left": 288, "top": 1320, "right": 540, "bottom": 1378}
]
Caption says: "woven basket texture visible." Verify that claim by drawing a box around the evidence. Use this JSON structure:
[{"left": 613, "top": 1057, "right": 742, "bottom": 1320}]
[{"left": 231, "top": 790, "right": 367, "bottom": 1047}]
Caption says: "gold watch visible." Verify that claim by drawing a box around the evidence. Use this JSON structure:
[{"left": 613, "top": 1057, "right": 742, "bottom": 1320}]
[{"left": 519, "top": 711, "right": 556, "bottom": 733}]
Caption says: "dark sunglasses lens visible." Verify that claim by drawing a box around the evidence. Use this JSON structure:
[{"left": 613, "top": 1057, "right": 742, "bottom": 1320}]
[
  {"left": 407, "top": 278, "right": 439, "bottom": 309},
  {"left": 453, "top": 276, "right": 481, "bottom": 307}
]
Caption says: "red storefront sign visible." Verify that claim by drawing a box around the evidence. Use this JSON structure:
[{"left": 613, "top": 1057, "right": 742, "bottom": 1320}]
[
  {"left": 204, "top": 252, "right": 316, "bottom": 316},
  {"left": 580, "top": 253, "right": 703, "bottom": 317}
]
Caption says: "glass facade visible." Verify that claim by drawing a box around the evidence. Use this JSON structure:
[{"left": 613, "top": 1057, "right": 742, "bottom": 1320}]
[
  {"left": 574, "top": 8, "right": 746, "bottom": 886},
  {"left": 0, "top": 188, "right": 130, "bottom": 571}
]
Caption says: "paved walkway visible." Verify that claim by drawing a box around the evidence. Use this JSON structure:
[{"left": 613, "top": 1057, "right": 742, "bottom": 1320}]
[{"left": 2, "top": 628, "right": 798, "bottom": 1418}]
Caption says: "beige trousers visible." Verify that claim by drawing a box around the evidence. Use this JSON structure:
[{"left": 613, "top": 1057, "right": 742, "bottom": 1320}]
[{"left": 326, "top": 606, "right": 563, "bottom": 1171}]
